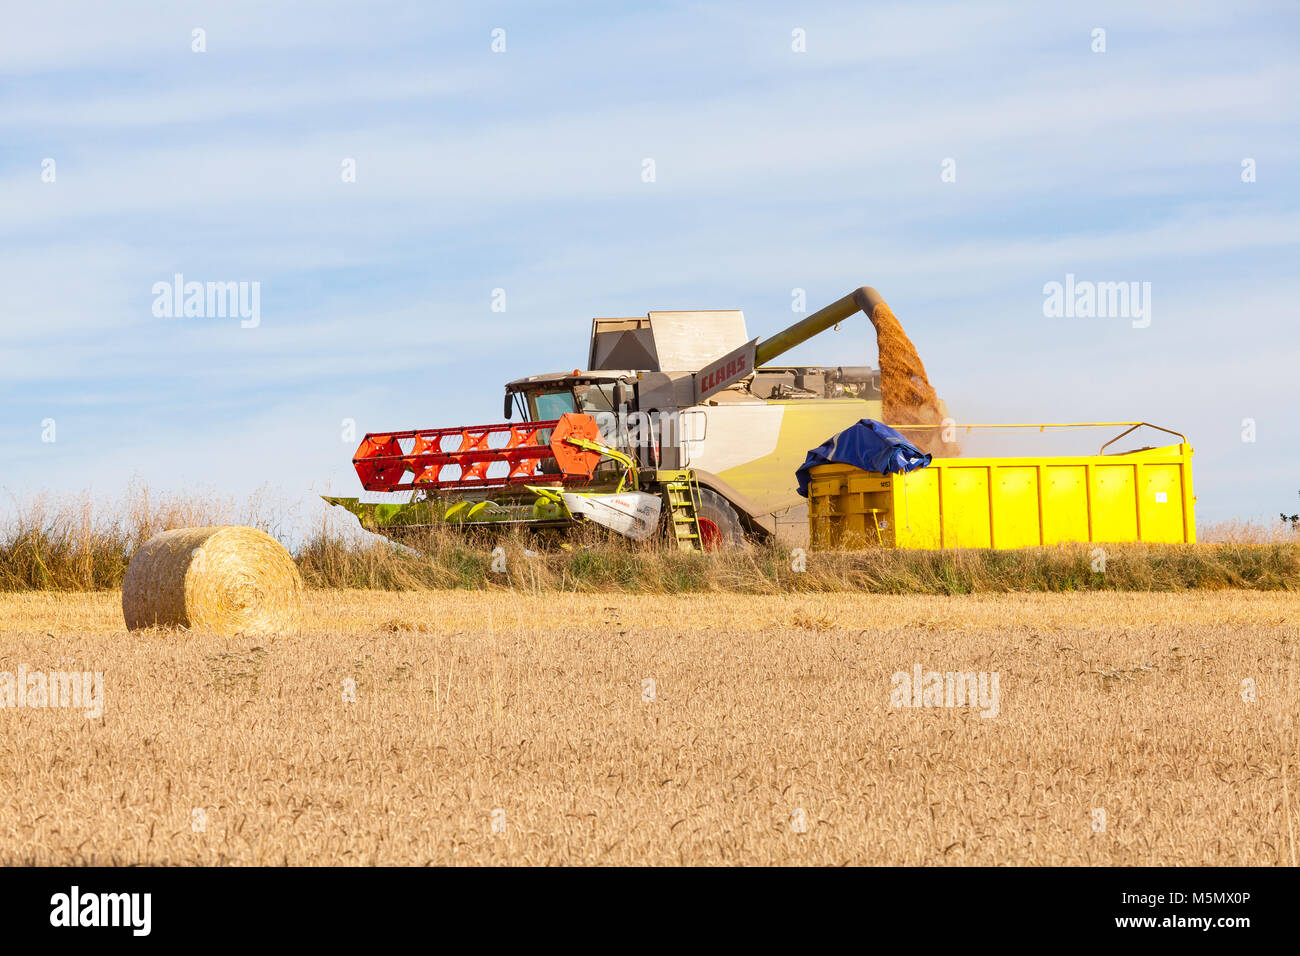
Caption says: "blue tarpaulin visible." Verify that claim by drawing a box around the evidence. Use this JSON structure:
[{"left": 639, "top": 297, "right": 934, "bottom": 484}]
[{"left": 796, "top": 419, "right": 931, "bottom": 497}]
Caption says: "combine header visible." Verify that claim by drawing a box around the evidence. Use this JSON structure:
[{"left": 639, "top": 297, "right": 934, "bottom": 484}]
[{"left": 328, "top": 412, "right": 707, "bottom": 548}]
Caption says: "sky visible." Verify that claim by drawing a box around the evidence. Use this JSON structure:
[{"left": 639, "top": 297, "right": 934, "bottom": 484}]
[{"left": 2, "top": 0, "right": 1297, "bottom": 534}]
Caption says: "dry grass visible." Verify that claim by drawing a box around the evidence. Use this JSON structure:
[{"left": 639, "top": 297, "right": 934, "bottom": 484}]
[
  {"left": 0, "top": 483, "right": 289, "bottom": 591},
  {"left": 295, "top": 532, "right": 1300, "bottom": 593},
  {"left": 4, "top": 487, "right": 1298, "bottom": 595},
  {"left": 1201, "top": 518, "right": 1300, "bottom": 545},
  {"left": 0, "top": 589, "right": 1294, "bottom": 865}
]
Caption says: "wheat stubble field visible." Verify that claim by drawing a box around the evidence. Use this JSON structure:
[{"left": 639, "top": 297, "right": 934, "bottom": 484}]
[{"left": 0, "top": 589, "right": 1295, "bottom": 866}]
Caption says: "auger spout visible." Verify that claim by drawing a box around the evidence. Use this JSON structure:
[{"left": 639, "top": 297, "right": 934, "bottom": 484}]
[{"left": 753, "top": 286, "right": 886, "bottom": 366}]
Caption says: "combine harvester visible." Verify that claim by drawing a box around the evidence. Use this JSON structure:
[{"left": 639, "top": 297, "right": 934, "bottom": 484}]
[
  {"left": 326, "top": 286, "right": 935, "bottom": 549},
  {"left": 326, "top": 284, "right": 1196, "bottom": 550}
]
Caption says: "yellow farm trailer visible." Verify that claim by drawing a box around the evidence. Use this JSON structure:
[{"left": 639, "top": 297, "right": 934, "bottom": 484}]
[{"left": 807, "top": 423, "right": 1196, "bottom": 550}]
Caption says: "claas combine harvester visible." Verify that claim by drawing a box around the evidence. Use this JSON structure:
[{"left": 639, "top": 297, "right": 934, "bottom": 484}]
[{"left": 325, "top": 286, "right": 934, "bottom": 550}]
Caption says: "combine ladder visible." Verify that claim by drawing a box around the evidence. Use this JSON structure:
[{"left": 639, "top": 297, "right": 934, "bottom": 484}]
[{"left": 660, "top": 470, "right": 705, "bottom": 552}]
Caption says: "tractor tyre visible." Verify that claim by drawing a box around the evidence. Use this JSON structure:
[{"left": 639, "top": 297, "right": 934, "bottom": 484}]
[{"left": 694, "top": 487, "right": 745, "bottom": 550}]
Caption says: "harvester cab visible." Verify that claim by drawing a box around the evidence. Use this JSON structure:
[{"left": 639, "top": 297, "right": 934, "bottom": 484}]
[{"left": 325, "top": 285, "right": 945, "bottom": 548}]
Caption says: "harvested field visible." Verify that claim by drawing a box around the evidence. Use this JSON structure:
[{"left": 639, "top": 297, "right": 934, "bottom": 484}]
[{"left": 0, "top": 589, "right": 1294, "bottom": 865}]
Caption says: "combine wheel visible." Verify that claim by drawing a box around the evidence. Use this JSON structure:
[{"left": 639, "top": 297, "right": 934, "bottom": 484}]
[{"left": 694, "top": 487, "right": 745, "bottom": 550}]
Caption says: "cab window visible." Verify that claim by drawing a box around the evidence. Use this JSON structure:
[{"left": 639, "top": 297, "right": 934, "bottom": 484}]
[
  {"left": 531, "top": 389, "right": 577, "bottom": 421},
  {"left": 576, "top": 384, "right": 615, "bottom": 415}
]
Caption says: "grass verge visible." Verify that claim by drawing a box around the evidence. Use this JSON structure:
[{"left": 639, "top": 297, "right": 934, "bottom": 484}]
[{"left": 3, "top": 486, "right": 1297, "bottom": 594}]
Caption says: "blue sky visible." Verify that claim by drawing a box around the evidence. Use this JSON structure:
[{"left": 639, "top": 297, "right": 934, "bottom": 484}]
[{"left": 2, "top": 0, "right": 1297, "bottom": 531}]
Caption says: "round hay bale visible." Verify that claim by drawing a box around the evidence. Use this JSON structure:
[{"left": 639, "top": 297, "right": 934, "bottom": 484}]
[{"left": 122, "top": 526, "right": 302, "bottom": 635}]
